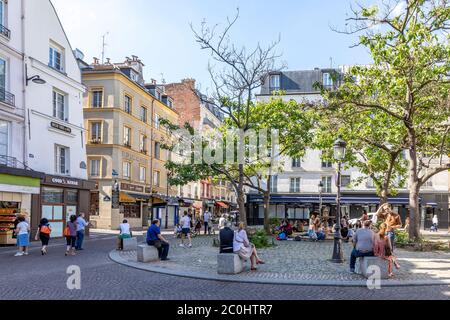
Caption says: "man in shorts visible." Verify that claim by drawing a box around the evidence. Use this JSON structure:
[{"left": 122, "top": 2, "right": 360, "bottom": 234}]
[{"left": 180, "top": 211, "right": 192, "bottom": 248}]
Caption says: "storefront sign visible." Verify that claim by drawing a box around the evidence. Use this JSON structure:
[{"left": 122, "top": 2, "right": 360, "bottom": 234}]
[
  {"left": 121, "top": 183, "right": 144, "bottom": 193},
  {"left": 50, "top": 177, "right": 80, "bottom": 187},
  {"left": 50, "top": 122, "right": 72, "bottom": 134},
  {"left": 43, "top": 175, "right": 96, "bottom": 190}
]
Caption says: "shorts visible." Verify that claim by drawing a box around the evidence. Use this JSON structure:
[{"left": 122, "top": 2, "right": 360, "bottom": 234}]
[
  {"left": 66, "top": 236, "right": 76, "bottom": 248},
  {"left": 40, "top": 233, "right": 50, "bottom": 246},
  {"left": 17, "top": 233, "right": 30, "bottom": 247},
  {"left": 182, "top": 228, "right": 190, "bottom": 235}
]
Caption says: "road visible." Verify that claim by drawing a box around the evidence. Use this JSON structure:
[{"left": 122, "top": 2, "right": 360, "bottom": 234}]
[{"left": 0, "top": 234, "right": 449, "bottom": 300}]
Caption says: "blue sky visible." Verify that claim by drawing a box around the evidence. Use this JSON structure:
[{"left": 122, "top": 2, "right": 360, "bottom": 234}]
[{"left": 51, "top": 0, "right": 374, "bottom": 91}]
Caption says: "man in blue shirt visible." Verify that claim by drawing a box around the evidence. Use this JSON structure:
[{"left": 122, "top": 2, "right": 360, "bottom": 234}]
[
  {"left": 75, "top": 213, "right": 89, "bottom": 250},
  {"left": 146, "top": 219, "right": 170, "bottom": 261}
]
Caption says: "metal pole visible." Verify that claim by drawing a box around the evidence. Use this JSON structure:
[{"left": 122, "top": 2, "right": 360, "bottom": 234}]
[
  {"left": 165, "top": 176, "right": 169, "bottom": 229},
  {"left": 331, "top": 162, "right": 344, "bottom": 263}
]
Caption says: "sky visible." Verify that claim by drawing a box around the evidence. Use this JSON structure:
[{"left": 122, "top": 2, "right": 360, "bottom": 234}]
[{"left": 51, "top": 0, "right": 375, "bottom": 91}]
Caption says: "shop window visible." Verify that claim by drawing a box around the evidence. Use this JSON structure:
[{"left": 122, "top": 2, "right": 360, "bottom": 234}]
[
  {"left": 42, "top": 187, "right": 64, "bottom": 204},
  {"left": 90, "top": 192, "right": 99, "bottom": 216},
  {"left": 66, "top": 189, "right": 78, "bottom": 203},
  {"left": 122, "top": 204, "right": 141, "bottom": 219}
]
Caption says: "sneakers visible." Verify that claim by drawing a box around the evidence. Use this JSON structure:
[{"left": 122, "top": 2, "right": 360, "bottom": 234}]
[
  {"left": 179, "top": 244, "right": 185, "bottom": 247},
  {"left": 23, "top": 252, "right": 29, "bottom": 256},
  {"left": 14, "top": 252, "right": 24, "bottom": 257},
  {"left": 187, "top": 244, "right": 192, "bottom": 248},
  {"left": 350, "top": 269, "right": 356, "bottom": 273}
]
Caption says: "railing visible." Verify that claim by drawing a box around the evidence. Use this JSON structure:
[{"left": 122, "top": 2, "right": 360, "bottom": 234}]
[
  {"left": 0, "top": 24, "right": 11, "bottom": 39},
  {"left": 0, "top": 155, "right": 33, "bottom": 171},
  {"left": 90, "top": 138, "right": 102, "bottom": 144},
  {"left": 140, "top": 149, "right": 148, "bottom": 155},
  {"left": 0, "top": 88, "right": 15, "bottom": 107},
  {"left": 123, "top": 142, "right": 132, "bottom": 149}
]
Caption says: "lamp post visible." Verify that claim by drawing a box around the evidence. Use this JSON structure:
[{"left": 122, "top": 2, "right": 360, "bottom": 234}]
[
  {"left": 331, "top": 136, "right": 347, "bottom": 263},
  {"left": 318, "top": 181, "right": 324, "bottom": 216}
]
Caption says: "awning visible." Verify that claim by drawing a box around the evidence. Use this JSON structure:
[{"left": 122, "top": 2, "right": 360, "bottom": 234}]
[
  {"left": 247, "top": 194, "right": 415, "bottom": 205},
  {"left": 119, "top": 192, "right": 137, "bottom": 203},
  {"left": 216, "top": 201, "right": 229, "bottom": 209},
  {"left": 128, "top": 193, "right": 152, "bottom": 201},
  {"left": 426, "top": 202, "right": 438, "bottom": 208}
]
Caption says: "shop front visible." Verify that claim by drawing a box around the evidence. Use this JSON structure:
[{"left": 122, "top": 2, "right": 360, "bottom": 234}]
[
  {"left": 0, "top": 167, "right": 44, "bottom": 246},
  {"left": 31, "top": 175, "right": 96, "bottom": 238}
]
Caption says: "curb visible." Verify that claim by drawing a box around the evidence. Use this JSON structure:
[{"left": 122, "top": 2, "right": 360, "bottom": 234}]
[{"left": 109, "top": 250, "right": 450, "bottom": 288}]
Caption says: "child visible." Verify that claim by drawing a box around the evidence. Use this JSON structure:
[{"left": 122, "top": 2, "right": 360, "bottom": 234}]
[{"left": 373, "top": 223, "right": 400, "bottom": 277}]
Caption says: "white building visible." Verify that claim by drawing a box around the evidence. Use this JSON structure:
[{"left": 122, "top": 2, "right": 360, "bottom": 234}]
[{"left": 249, "top": 68, "right": 449, "bottom": 229}]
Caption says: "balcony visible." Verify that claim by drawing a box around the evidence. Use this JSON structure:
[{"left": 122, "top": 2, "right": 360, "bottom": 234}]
[
  {"left": 0, "top": 88, "right": 15, "bottom": 107},
  {"left": 123, "top": 142, "right": 132, "bottom": 149},
  {"left": 140, "top": 149, "right": 148, "bottom": 155},
  {"left": 90, "top": 138, "right": 102, "bottom": 145},
  {"left": 0, "top": 155, "right": 32, "bottom": 171},
  {"left": 0, "top": 24, "right": 11, "bottom": 39}
]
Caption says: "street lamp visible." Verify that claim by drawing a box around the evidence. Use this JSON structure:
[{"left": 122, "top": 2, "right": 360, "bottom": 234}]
[
  {"left": 318, "top": 181, "right": 324, "bottom": 216},
  {"left": 331, "top": 136, "right": 347, "bottom": 263}
]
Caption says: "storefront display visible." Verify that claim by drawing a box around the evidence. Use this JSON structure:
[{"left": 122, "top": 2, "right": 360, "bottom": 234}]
[{"left": 0, "top": 202, "right": 20, "bottom": 245}]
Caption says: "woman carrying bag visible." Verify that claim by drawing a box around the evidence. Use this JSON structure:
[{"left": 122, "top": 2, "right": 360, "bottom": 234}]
[
  {"left": 35, "top": 218, "right": 52, "bottom": 255},
  {"left": 64, "top": 215, "right": 78, "bottom": 256}
]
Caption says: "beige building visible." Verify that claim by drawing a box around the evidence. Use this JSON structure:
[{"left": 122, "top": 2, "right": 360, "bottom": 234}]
[{"left": 80, "top": 56, "right": 178, "bottom": 230}]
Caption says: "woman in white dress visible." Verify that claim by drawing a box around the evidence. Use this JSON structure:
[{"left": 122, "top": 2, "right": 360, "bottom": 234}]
[{"left": 233, "top": 222, "right": 265, "bottom": 271}]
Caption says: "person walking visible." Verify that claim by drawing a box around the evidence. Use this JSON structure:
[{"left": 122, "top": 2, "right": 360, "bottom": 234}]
[
  {"left": 14, "top": 215, "right": 30, "bottom": 257},
  {"left": 180, "top": 211, "right": 192, "bottom": 248},
  {"left": 432, "top": 215, "right": 439, "bottom": 232},
  {"left": 146, "top": 219, "right": 170, "bottom": 261},
  {"left": 350, "top": 220, "right": 375, "bottom": 273},
  {"left": 35, "top": 218, "right": 52, "bottom": 255},
  {"left": 203, "top": 210, "right": 211, "bottom": 235},
  {"left": 75, "top": 213, "right": 89, "bottom": 251},
  {"left": 218, "top": 214, "right": 226, "bottom": 230},
  {"left": 384, "top": 205, "right": 402, "bottom": 252},
  {"left": 233, "top": 222, "right": 264, "bottom": 271},
  {"left": 65, "top": 215, "right": 78, "bottom": 256},
  {"left": 117, "top": 219, "right": 132, "bottom": 250}
]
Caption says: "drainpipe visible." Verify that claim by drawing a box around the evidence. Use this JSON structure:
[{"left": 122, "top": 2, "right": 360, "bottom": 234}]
[
  {"left": 149, "top": 98, "right": 155, "bottom": 222},
  {"left": 21, "top": 0, "right": 27, "bottom": 166}
]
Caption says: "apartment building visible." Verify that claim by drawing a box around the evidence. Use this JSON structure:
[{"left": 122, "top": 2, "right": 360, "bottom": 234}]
[
  {"left": 248, "top": 68, "right": 449, "bottom": 228},
  {"left": 81, "top": 56, "right": 179, "bottom": 230}
]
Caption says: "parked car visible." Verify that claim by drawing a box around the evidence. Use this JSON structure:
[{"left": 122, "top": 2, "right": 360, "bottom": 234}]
[{"left": 348, "top": 212, "right": 378, "bottom": 226}]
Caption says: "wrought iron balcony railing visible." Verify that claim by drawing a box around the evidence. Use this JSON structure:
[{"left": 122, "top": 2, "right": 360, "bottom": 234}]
[
  {"left": 90, "top": 138, "right": 102, "bottom": 144},
  {"left": 0, "top": 24, "right": 11, "bottom": 39},
  {"left": 0, "top": 155, "right": 32, "bottom": 171},
  {"left": 0, "top": 88, "right": 15, "bottom": 107}
]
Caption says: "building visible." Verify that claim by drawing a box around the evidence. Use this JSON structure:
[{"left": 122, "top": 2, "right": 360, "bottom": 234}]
[
  {"left": 81, "top": 56, "right": 179, "bottom": 230},
  {"left": 23, "top": 0, "right": 94, "bottom": 238},
  {"left": 248, "top": 68, "right": 449, "bottom": 228},
  {"left": 165, "top": 79, "right": 237, "bottom": 218}
]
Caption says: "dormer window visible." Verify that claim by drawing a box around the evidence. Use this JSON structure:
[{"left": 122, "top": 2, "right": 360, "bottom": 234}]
[
  {"left": 269, "top": 74, "right": 280, "bottom": 91},
  {"left": 323, "top": 72, "right": 333, "bottom": 88}
]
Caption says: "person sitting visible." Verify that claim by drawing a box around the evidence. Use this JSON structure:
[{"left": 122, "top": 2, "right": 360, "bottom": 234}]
[
  {"left": 293, "top": 220, "right": 304, "bottom": 233},
  {"left": 373, "top": 223, "right": 400, "bottom": 277},
  {"left": 219, "top": 221, "right": 235, "bottom": 253},
  {"left": 146, "top": 219, "right": 170, "bottom": 261},
  {"left": 315, "top": 220, "right": 326, "bottom": 241},
  {"left": 345, "top": 223, "right": 355, "bottom": 242},
  {"left": 233, "top": 222, "right": 264, "bottom": 271},
  {"left": 350, "top": 220, "right": 375, "bottom": 273},
  {"left": 284, "top": 221, "right": 294, "bottom": 236},
  {"left": 117, "top": 219, "right": 132, "bottom": 250}
]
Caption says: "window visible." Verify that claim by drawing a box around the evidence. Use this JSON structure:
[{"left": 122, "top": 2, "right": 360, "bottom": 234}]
[
  {"left": 269, "top": 74, "right": 280, "bottom": 91},
  {"left": 140, "top": 106, "right": 147, "bottom": 123},
  {"left": 139, "top": 134, "right": 147, "bottom": 154},
  {"left": 53, "top": 90, "right": 67, "bottom": 121},
  {"left": 0, "top": 1, "right": 5, "bottom": 28},
  {"left": 153, "top": 170, "right": 160, "bottom": 187},
  {"left": 292, "top": 157, "right": 302, "bottom": 168},
  {"left": 323, "top": 72, "right": 333, "bottom": 88},
  {"left": 139, "top": 166, "right": 146, "bottom": 183},
  {"left": 55, "top": 145, "right": 69, "bottom": 175},
  {"left": 0, "top": 58, "right": 6, "bottom": 97},
  {"left": 367, "top": 177, "right": 375, "bottom": 188},
  {"left": 92, "top": 90, "right": 103, "bottom": 108},
  {"left": 154, "top": 142, "right": 161, "bottom": 159},
  {"left": 0, "top": 120, "right": 8, "bottom": 158},
  {"left": 322, "top": 176, "right": 332, "bottom": 193},
  {"left": 123, "top": 126, "right": 131, "bottom": 147},
  {"left": 123, "top": 162, "right": 131, "bottom": 180},
  {"left": 270, "top": 175, "right": 278, "bottom": 193},
  {"left": 124, "top": 95, "right": 132, "bottom": 114},
  {"left": 49, "top": 45, "right": 63, "bottom": 71},
  {"left": 154, "top": 114, "right": 160, "bottom": 129},
  {"left": 290, "top": 178, "right": 301, "bottom": 193},
  {"left": 90, "top": 122, "right": 102, "bottom": 143},
  {"left": 90, "top": 159, "right": 100, "bottom": 177},
  {"left": 341, "top": 175, "right": 351, "bottom": 188},
  {"left": 322, "top": 160, "right": 333, "bottom": 168}
]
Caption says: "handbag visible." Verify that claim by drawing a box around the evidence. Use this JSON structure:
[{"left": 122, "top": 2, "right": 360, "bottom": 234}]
[
  {"left": 153, "top": 240, "right": 162, "bottom": 249},
  {"left": 63, "top": 226, "right": 71, "bottom": 237}
]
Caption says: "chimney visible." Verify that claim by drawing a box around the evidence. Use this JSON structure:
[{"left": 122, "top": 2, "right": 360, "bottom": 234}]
[
  {"left": 131, "top": 55, "right": 138, "bottom": 61},
  {"left": 106, "top": 58, "right": 111, "bottom": 64},
  {"left": 151, "top": 79, "right": 157, "bottom": 85},
  {"left": 93, "top": 57, "right": 99, "bottom": 65},
  {"left": 182, "top": 78, "right": 195, "bottom": 89}
]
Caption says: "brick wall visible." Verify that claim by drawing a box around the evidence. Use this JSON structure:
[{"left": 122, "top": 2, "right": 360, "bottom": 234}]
[{"left": 165, "top": 79, "right": 201, "bottom": 128}]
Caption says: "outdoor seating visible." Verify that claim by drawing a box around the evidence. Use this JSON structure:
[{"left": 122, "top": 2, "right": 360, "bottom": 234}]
[
  {"left": 356, "top": 256, "right": 389, "bottom": 279},
  {"left": 122, "top": 237, "right": 138, "bottom": 251},
  {"left": 217, "top": 253, "right": 245, "bottom": 275},
  {"left": 137, "top": 244, "right": 159, "bottom": 263}
]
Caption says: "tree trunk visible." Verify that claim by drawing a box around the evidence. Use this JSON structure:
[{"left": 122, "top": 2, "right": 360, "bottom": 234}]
[
  {"left": 237, "top": 164, "right": 247, "bottom": 227},
  {"left": 263, "top": 190, "right": 271, "bottom": 234},
  {"left": 380, "top": 189, "right": 388, "bottom": 205},
  {"left": 408, "top": 131, "right": 421, "bottom": 241}
]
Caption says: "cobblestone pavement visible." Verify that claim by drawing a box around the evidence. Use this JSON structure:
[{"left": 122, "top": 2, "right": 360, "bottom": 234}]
[
  {"left": 0, "top": 234, "right": 449, "bottom": 300},
  {"left": 112, "top": 235, "right": 450, "bottom": 286}
]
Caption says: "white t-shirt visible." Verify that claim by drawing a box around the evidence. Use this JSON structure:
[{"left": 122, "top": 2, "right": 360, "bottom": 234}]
[
  {"left": 119, "top": 223, "right": 131, "bottom": 235},
  {"left": 16, "top": 221, "right": 29, "bottom": 235},
  {"left": 432, "top": 216, "right": 438, "bottom": 224},
  {"left": 181, "top": 216, "right": 191, "bottom": 229},
  {"left": 219, "top": 217, "right": 226, "bottom": 229}
]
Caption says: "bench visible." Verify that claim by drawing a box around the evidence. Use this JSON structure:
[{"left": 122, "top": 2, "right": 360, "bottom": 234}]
[
  {"left": 122, "top": 237, "right": 138, "bottom": 251},
  {"left": 137, "top": 244, "right": 159, "bottom": 263},
  {"left": 356, "top": 256, "right": 390, "bottom": 279},
  {"left": 217, "top": 253, "right": 245, "bottom": 275}
]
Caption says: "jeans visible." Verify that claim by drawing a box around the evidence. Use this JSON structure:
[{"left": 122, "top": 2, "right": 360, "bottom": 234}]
[
  {"left": 76, "top": 230, "right": 85, "bottom": 250},
  {"left": 204, "top": 222, "right": 209, "bottom": 235},
  {"left": 387, "top": 231, "right": 395, "bottom": 252},
  {"left": 147, "top": 240, "right": 170, "bottom": 260},
  {"left": 350, "top": 249, "right": 374, "bottom": 271},
  {"left": 316, "top": 232, "right": 326, "bottom": 241}
]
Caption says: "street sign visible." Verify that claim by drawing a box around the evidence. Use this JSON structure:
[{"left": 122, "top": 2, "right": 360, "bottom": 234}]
[{"left": 112, "top": 170, "right": 119, "bottom": 177}]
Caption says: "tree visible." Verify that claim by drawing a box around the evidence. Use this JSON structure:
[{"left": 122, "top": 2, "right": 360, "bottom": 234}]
[{"left": 324, "top": 0, "right": 450, "bottom": 240}]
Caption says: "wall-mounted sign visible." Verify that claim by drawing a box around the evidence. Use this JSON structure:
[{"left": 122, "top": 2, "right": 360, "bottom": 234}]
[
  {"left": 45, "top": 176, "right": 80, "bottom": 187},
  {"left": 80, "top": 161, "right": 87, "bottom": 169},
  {"left": 103, "top": 195, "right": 111, "bottom": 202},
  {"left": 112, "top": 170, "right": 119, "bottom": 177},
  {"left": 121, "top": 183, "right": 144, "bottom": 193},
  {"left": 50, "top": 122, "right": 72, "bottom": 134}
]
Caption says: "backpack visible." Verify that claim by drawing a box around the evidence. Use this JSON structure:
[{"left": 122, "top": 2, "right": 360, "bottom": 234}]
[
  {"left": 40, "top": 224, "right": 51, "bottom": 235},
  {"left": 277, "top": 232, "right": 287, "bottom": 241},
  {"left": 294, "top": 235, "right": 302, "bottom": 241}
]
